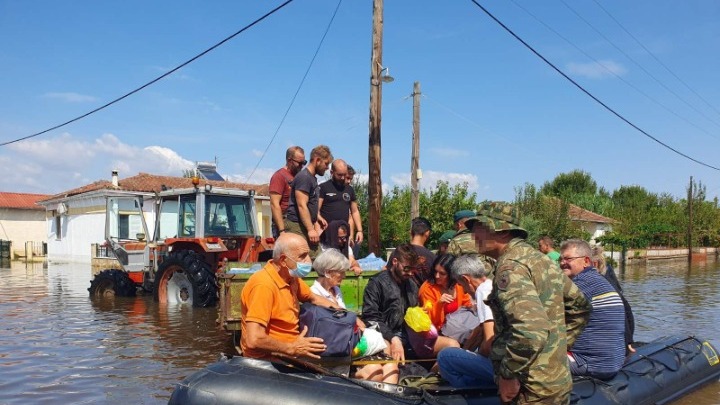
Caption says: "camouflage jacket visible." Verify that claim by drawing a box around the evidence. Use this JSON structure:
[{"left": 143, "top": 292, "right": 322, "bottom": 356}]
[
  {"left": 486, "top": 238, "right": 591, "bottom": 403},
  {"left": 447, "top": 229, "right": 496, "bottom": 273}
]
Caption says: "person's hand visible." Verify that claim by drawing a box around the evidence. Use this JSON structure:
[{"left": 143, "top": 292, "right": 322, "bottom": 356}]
[
  {"left": 317, "top": 217, "right": 328, "bottom": 229},
  {"left": 291, "top": 326, "right": 326, "bottom": 359},
  {"left": 628, "top": 344, "right": 636, "bottom": 354},
  {"left": 355, "top": 231, "right": 364, "bottom": 244},
  {"left": 498, "top": 376, "right": 520, "bottom": 403},
  {"left": 351, "top": 265, "right": 362, "bottom": 276},
  {"left": 439, "top": 293, "right": 454, "bottom": 304},
  {"left": 390, "top": 336, "right": 405, "bottom": 364},
  {"left": 307, "top": 229, "right": 320, "bottom": 243},
  {"left": 355, "top": 317, "right": 366, "bottom": 332}
]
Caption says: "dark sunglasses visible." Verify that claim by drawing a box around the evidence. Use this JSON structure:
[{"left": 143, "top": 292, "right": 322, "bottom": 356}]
[{"left": 290, "top": 159, "right": 307, "bottom": 166}]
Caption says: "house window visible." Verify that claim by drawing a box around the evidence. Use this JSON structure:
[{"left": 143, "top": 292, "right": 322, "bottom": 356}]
[{"left": 55, "top": 215, "right": 62, "bottom": 240}]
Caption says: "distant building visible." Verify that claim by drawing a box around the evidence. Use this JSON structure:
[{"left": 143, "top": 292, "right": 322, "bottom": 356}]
[
  {"left": 568, "top": 204, "right": 616, "bottom": 244},
  {"left": 37, "top": 171, "right": 270, "bottom": 264},
  {"left": 0, "top": 192, "right": 50, "bottom": 259},
  {"left": 195, "top": 162, "right": 225, "bottom": 181}
]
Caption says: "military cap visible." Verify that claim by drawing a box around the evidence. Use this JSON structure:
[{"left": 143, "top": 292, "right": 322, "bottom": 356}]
[
  {"left": 438, "top": 230, "right": 456, "bottom": 245},
  {"left": 465, "top": 202, "right": 528, "bottom": 239},
  {"left": 453, "top": 209, "right": 476, "bottom": 223}
]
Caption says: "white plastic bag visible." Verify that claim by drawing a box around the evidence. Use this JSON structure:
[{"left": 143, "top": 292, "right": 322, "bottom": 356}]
[{"left": 361, "top": 326, "right": 387, "bottom": 356}]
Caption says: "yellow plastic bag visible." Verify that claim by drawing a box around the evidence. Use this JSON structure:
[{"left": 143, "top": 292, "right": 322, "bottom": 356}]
[{"left": 404, "top": 306, "right": 432, "bottom": 333}]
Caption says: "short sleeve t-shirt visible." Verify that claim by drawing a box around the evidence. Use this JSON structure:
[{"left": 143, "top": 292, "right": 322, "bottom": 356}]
[
  {"left": 268, "top": 167, "right": 294, "bottom": 212},
  {"left": 475, "top": 278, "right": 494, "bottom": 323},
  {"left": 546, "top": 250, "right": 561, "bottom": 263},
  {"left": 319, "top": 181, "right": 356, "bottom": 224},
  {"left": 285, "top": 168, "right": 319, "bottom": 224}
]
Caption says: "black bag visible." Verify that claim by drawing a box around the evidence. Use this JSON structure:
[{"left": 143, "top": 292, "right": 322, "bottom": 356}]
[{"left": 299, "top": 303, "right": 361, "bottom": 358}]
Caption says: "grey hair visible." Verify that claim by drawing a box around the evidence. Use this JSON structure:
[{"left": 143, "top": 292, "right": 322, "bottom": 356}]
[
  {"left": 272, "top": 237, "right": 288, "bottom": 260},
  {"left": 451, "top": 254, "right": 488, "bottom": 280},
  {"left": 313, "top": 248, "right": 349, "bottom": 276},
  {"left": 560, "top": 238, "right": 592, "bottom": 258},
  {"left": 591, "top": 245, "right": 607, "bottom": 275}
]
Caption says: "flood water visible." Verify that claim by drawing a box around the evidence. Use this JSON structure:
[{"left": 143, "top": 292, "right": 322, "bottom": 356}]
[{"left": 0, "top": 258, "right": 718, "bottom": 404}]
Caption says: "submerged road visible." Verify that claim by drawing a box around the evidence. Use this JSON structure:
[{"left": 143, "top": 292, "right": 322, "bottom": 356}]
[{"left": 0, "top": 259, "right": 718, "bottom": 404}]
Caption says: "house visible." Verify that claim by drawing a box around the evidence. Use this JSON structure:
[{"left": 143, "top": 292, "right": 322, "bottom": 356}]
[
  {"left": 37, "top": 171, "right": 271, "bottom": 264},
  {"left": 0, "top": 192, "right": 50, "bottom": 259},
  {"left": 568, "top": 204, "right": 616, "bottom": 244}
]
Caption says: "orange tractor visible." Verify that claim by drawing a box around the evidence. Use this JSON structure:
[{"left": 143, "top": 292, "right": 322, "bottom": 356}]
[{"left": 88, "top": 186, "right": 273, "bottom": 307}]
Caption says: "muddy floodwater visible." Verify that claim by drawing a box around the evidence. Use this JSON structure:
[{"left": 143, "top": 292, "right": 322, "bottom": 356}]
[{"left": 1, "top": 259, "right": 718, "bottom": 404}]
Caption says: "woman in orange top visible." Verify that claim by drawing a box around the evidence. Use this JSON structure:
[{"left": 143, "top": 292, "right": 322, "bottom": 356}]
[{"left": 418, "top": 254, "right": 473, "bottom": 331}]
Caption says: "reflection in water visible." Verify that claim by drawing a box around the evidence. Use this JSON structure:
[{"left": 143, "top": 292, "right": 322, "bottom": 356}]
[{"left": 0, "top": 259, "right": 717, "bottom": 404}]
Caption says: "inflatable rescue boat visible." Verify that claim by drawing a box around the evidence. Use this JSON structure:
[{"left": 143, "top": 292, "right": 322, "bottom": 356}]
[{"left": 169, "top": 335, "right": 720, "bottom": 405}]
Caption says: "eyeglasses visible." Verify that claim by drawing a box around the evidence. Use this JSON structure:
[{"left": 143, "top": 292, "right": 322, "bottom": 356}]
[
  {"left": 338, "top": 235, "right": 348, "bottom": 241},
  {"left": 560, "top": 256, "right": 586, "bottom": 263},
  {"left": 401, "top": 265, "right": 418, "bottom": 273},
  {"left": 290, "top": 158, "right": 307, "bottom": 166}
]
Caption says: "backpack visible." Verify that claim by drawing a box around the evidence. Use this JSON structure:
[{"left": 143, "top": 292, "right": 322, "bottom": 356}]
[{"left": 299, "top": 303, "right": 361, "bottom": 358}]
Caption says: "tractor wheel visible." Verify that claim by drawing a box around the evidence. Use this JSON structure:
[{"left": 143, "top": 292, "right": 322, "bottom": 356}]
[
  {"left": 154, "top": 250, "right": 217, "bottom": 307},
  {"left": 88, "top": 269, "right": 137, "bottom": 298}
]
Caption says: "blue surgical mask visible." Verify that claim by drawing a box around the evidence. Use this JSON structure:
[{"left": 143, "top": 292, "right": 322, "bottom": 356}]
[{"left": 290, "top": 262, "right": 313, "bottom": 278}]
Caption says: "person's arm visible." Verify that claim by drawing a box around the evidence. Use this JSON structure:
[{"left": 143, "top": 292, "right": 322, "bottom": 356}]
[
  {"left": 295, "top": 190, "right": 318, "bottom": 243},
  {"left": 270, "top": 193, "right": 285, "bottom": 232},
  {"left": 316, "top": 196, "right": 327, "bottom": 230},
  {"left": 243, "top": 321, "right": 326, "bottom": 359},
  {"left": 350, "top": 201, "right": 363, "bottom": 244},
  {"left": 563, "top": 275, "right": 591, "bottom": 348},
  {"left": 361, "top": 278, "right": 393, "bottom": 341}
]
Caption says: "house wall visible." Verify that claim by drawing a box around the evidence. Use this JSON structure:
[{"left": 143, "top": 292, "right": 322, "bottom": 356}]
[
  {"left": 256, "top": 197, "right": 272, "bottom": 239},
  {"left": 46, "top": 195, "right": 155, "bottom": 264},
  {"left": 0, "top": 208, "right": 46, "bottom": 257},
  {"left": 576, "top": 221, "right": 612, "bottom": 244}
]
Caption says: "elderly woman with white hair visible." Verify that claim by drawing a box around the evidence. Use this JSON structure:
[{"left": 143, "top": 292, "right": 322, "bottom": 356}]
[
  {"left": 311, "top": 248, "right": 350, "bottom": 308},
  {"left": 312, "top": 248, "right": 399, "bottom": 383}
]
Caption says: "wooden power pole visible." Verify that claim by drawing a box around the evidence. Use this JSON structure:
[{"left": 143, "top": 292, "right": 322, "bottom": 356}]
[
  {"left": 367, "top": 0, "right": 384, "bottom": 256},
  {"left": 410, "top": 81, "right": 421, "bottom": 219},
  {"left": 687, "top": 176, "right": 693, "bottom": 264}
]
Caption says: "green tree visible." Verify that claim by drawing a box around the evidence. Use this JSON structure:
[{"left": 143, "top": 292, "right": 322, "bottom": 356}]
[{"left": 540, "top": 170, "right": 597, "bottom": 197}]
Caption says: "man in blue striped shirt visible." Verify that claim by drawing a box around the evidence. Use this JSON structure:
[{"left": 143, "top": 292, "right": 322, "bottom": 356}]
[{"left": 560, "top": 239, "right": 626, "bottom": 380}]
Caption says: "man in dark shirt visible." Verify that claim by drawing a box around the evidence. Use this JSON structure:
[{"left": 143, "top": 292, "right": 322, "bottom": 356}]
[
  {"left": 317, "top": 159, "right": 363, "bottom": 245},
  {"left": 388, "top": 217, "right": 436, "bottom": 285},
  {"left": 285, "top": 145, "right": 333, "bottom": 258},
  {"left": 268, "top": 146, "right": 305, "bottom": 238}
]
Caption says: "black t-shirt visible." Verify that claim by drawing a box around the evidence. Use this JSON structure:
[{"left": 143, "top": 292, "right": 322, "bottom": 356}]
[
  {"left": 319, "top": 181, "right": 356, "bottom": 224},
  {"left": 285, "top": 168, "right": 319, "bottom": 224}
]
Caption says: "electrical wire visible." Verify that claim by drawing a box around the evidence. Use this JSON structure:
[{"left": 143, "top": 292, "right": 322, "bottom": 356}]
[
  {"left": 508, "top": 0, "right": 720, "bottom": 142},
  {"left": 468, "top": 0, "right": 720, "bottom": 172},
  {"left": 590, "top": 0, "right": 720, "bottom": 119},
  {"left": 0, "top": 0, "right": 296, "bottom": 147},
  {"left": 245, "top": 0, "right": 343, "bottom": 183},
  {"left": 559, "top": 0, "right": 720, "bottom": 129}
]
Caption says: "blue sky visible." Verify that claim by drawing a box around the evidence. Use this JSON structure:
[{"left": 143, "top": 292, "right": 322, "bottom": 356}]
[{"left": 1, "top": 0, "right": 719, "bottom": 203}]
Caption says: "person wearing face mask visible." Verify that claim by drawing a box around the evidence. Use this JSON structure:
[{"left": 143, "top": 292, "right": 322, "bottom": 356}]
[{"left": 240, "top": 233, "right": 336, "bottom": 360}]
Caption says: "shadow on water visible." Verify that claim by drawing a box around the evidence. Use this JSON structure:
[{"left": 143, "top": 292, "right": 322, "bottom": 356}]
[{"left": 0, "top": 259, "right": 718, "bottom": 404}]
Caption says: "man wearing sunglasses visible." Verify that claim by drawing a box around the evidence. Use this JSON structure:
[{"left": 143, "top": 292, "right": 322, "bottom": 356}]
[{"left": 269, "top": 146, "right": 306, "bottom": 238}]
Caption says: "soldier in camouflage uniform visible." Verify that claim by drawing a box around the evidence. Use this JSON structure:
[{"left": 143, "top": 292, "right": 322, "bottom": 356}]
[
  {"left": 465, "top": 203, "right": 591, "bottom": 405},
  {"left": 448, "top": 209, "right": 496, "bottom": 271}
]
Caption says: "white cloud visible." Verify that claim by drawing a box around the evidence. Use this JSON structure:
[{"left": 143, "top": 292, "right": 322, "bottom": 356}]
[
  {"left": 391, "top": 171, "right": 479, "bottom": 192},
  {"left": 0, "top": 133, "right": 196, "bottom": 194},
  {"left": 226, "top": 167, "right": 276, "bottom": 185},
  {"left": 42, "top": 92, "right": 97, "bottom": 103},
  {"left": 430, "top": 147, "right": 470, "bottom": 158},
  {"left": 251, "top": 149, "right": 264, "bottom": 157},
  {"left": 566, "top": 60, "right": 627, "bottom": 79}
]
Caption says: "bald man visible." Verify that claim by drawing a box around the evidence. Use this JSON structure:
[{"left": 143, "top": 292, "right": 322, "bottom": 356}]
[{"left": 317, "top": 159, "right": 363, "bottom": 244}]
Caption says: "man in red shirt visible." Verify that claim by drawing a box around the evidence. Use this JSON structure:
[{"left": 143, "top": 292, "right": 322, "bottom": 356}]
[{"left": 269, "top": 146, "right": 305, "bottom": 238}]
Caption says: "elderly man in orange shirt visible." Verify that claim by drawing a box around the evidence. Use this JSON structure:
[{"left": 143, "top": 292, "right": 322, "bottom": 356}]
[{"left": 241, "top": 232, "right": 335, "bottom": 360}]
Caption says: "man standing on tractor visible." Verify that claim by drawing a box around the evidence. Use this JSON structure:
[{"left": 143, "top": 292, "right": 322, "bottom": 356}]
[
  {"left": 269, "top": 146, "right": 306, "bottom": 238},
  {"left": 284, "top": 145, "right": 333, "bottom": 259}
]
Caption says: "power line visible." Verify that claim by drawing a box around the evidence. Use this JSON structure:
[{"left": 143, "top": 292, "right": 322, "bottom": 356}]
[
  {"left": 468, "top": 0, "right": 720, "bottom": 172},
  {"left": 0, "top": 0, "right": 296, "bottom": 147},
  {"left": 245, "top": 0, "right": 343, "bottom": 183},
  {"left": 508, "top": 0, "right": 720, "bottom": 141},
  {"left": 591, "top": 0, "right": 720, "bottom": 119},
  {"left": 558, "top": 0, "right": 720, "bottom": 129}
]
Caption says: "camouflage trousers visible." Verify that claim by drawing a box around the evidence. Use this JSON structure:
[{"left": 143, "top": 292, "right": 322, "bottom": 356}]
[{"left": 284, "top": 220, "right": 320, "bottom": 259}]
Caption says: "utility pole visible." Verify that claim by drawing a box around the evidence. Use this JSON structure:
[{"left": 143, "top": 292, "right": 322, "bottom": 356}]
[
  {"left": 367, "top": 0, "right": 384, "bottom": 256},
  {"left": 687, "top": 176, "right": 693, "bottom": 264},
  {"left": 410, "top": 81, "right": 421, "bottom": 219}
]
